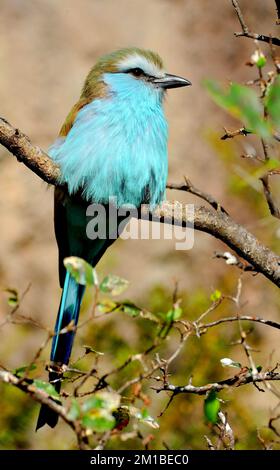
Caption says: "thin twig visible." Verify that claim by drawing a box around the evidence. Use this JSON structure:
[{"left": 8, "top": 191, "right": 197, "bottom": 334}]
[
  {"left": 199, "top": 315, "right": 280, "bottom": 333},
  {"left": 167, "top": 177, "right": 228, "bottom": 214},
  {"left": 232, "top": 0, "right": 249, "bottom": 34},
  {"left": 221, "top": 127, "right": 251, "bottom": 140},
  {"left": 232, "top": 0, "right": 280, "bottom": 46},
  {"left": 260, "top": 175, "right": 280, "bottom": 219}
]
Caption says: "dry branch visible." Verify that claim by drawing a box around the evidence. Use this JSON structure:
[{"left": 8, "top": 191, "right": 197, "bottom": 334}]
[
  {"left": 199, "top": 314, "right": 280, "bottom": 332},
  {"left": 155, "top": 367, "right": 280, "bottom": 395}
]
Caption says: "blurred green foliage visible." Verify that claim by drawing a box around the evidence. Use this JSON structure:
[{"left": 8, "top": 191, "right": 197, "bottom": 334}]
[
  {"left": 205, "top": 78, "right": 280, "bottom": 139},
  {"left": 1, "top": 267, "right": 278, "bottom": 450}
]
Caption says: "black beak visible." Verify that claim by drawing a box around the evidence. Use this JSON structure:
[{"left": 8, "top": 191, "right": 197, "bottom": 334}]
[{"left": 153, "top": 73, "right": 192, "bottom": 89}]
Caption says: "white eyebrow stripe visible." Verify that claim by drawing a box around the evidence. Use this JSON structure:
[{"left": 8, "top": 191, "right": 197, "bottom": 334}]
[{"left": 117, "top": 54, "right": 165, "bottom": 78}]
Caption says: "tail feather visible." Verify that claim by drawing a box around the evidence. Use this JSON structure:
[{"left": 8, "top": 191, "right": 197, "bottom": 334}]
[
  {"left": 51, "top": 271, "right": 85, "bottom": 365},
  {"left": 36, "top": 271, "right": 84, "bottom": 430},
  {"left": 36, "top": 375, "right": 61, "bottom": 430}
]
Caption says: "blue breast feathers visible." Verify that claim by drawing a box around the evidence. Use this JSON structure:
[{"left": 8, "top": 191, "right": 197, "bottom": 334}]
[{"left": 49, "top": 73, "right": 168, "bottom": 208}]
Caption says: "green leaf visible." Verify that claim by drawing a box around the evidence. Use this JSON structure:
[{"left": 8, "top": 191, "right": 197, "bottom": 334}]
[
  {"left": 82, "top": 414, "right": 115, "bottom": 432},
  {"left": 119, "top": 301, "right": 160, "bottom": 323},
  {"left": 13, "top": 363, "right": 37, "bottom": 377},
  {"left": 64, "top": 257, "right": 97, "bottom": 286},
  {"left": 130, "top": 407, "right": 159, "bottom": 429},
  {"left": 205, "top": 80, "right": 271, "bottom": 139},
  {"left": 82, "top": 396, "right": 106, "bottom": 413},
  {"left": 204, "top": 390, "right": 220, "bottom": 424},
  {"left": 83, "top": 345, "right": 104, "bottom": 356},
  {"left": 82, "top": 392, "right": 120, "bottom": 413},
  {"left": 210, "top": 290, "right": 222, "bottom": 302},
  {"left": 81, "top": 392, "right": 120, "bottom": 432},
  {"left": 100, "top": 274, "right": 129, "bottom": 296},
  {"left": 165, "top": 305, "right": 182, "bottom": 322},
  {"left": 33, "top": 379, "right": 60, "bottom": 400},
  {"left": 256, "top": 56, "right": 266, "bottom": 68},
  {"left": 4, "top": 288, "right": 19, "bottom": 307},
  {"left": 251, "top": 50, "right": 266, "bottom": 68},
  {"left": 122, "top": 302, "right": 142, "bottom": 317},
  {"left": 97, "top": 300, "right": 118, "bottom": 313},
  {"left": 67, "top": 399, "right": 81, "bottom": 421},
  {"left": 265, "top": 76, "right": 280, "bottom": 128}
]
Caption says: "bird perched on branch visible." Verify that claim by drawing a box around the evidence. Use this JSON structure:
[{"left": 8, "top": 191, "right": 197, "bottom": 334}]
[{"left": 36, "top": 47, "right": 191, "bottom": 430}]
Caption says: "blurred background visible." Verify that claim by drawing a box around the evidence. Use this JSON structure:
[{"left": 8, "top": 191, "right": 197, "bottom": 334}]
[{"left": 0, "top": 0, "right": 280, "bottom": 450}]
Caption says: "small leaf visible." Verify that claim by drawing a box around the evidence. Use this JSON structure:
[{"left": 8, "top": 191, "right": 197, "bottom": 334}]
[
  {"left": 14, "top": 363, "right": 37, "bottom": 377},
  {"left": 120, "top": 302, "right": 160, "bottom": 323},
  {"left": 204, "top": 390, "right": 220, "bottom": 424},
  {"left": 210, "top": 290, "right": 222, "bottom": 302},
  {"left": 4, "top": 288, "right": 19, "bottom": 307},
  {"left": 82, "top": 392, "right": 120, "bottom": 413},
  {"left": 33, "top": 379, "right": 60, "bottom": 400},
  {"left": 64, "top": 257, "right": 97, "bottom": 286},
  {"left": 83, "top": 345, "right": 104, "bottom": 356},
  {"left": 220, "top": 357, "right": 241, "bottom": 368},
  {"left": 82, "top": 414, "right": 115, "bottom": 432},
  {"left": 82, "top": 396, "right": 105, "bottom": 413},
  {"left": 131, "top": 407, "right": 159, "bottom": 429},
  {"left": 122, "top": 302, "right": 142, "bottom": 317},
  {"left": 166, "top": 306, "right": 182, "bottom": 322},
  {"left": 81, "top": 392, "right": 120, "bottom": 433},
  {"left": 100, "top": 274, "right": 129, "bottom": 296},
  {"left": 67, "top": 399, "right": 81, "bottom": 421},
  {"left": 251, "top": 50, "right": 266, "bottom": 68},
  {"left": 97, "top": 300, "right": 118, "bottom": 313}
]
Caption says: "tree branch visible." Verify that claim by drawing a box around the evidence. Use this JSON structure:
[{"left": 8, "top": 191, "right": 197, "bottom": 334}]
[
  {"left": 1, "top": 117, "right": 280, "bottom": 287},
  {"left": 0, "top": 369, "right": 88, "bottom": 449},
  {"left": 155, "top": 367, "right": 280, "bottom": 396},
  {"left": 0, "top": 117, "right": 60, "bottom": 185},
  {"left": 232, "top": 0, "right": 280, "bottom": 46},
  {"left": 141, "top": 203, "right": 280, "bottom": 287}
]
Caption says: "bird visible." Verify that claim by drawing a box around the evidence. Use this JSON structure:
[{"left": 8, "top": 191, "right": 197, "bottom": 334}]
[{"left": 36, "top": 47, "right": 191, "bottom": 430}]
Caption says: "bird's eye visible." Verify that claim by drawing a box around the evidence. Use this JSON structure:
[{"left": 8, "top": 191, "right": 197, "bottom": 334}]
[{"left": 128, "top": 68, "right": 144, "bottom": 77}]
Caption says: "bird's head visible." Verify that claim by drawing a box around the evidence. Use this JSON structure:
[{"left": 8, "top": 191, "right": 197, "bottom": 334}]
[
  {"left": 59, "top": 48, "right": 191, "bottom": 137},
  {"left": 81, "top": 47, "right": 191, "bottom": 102}
]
